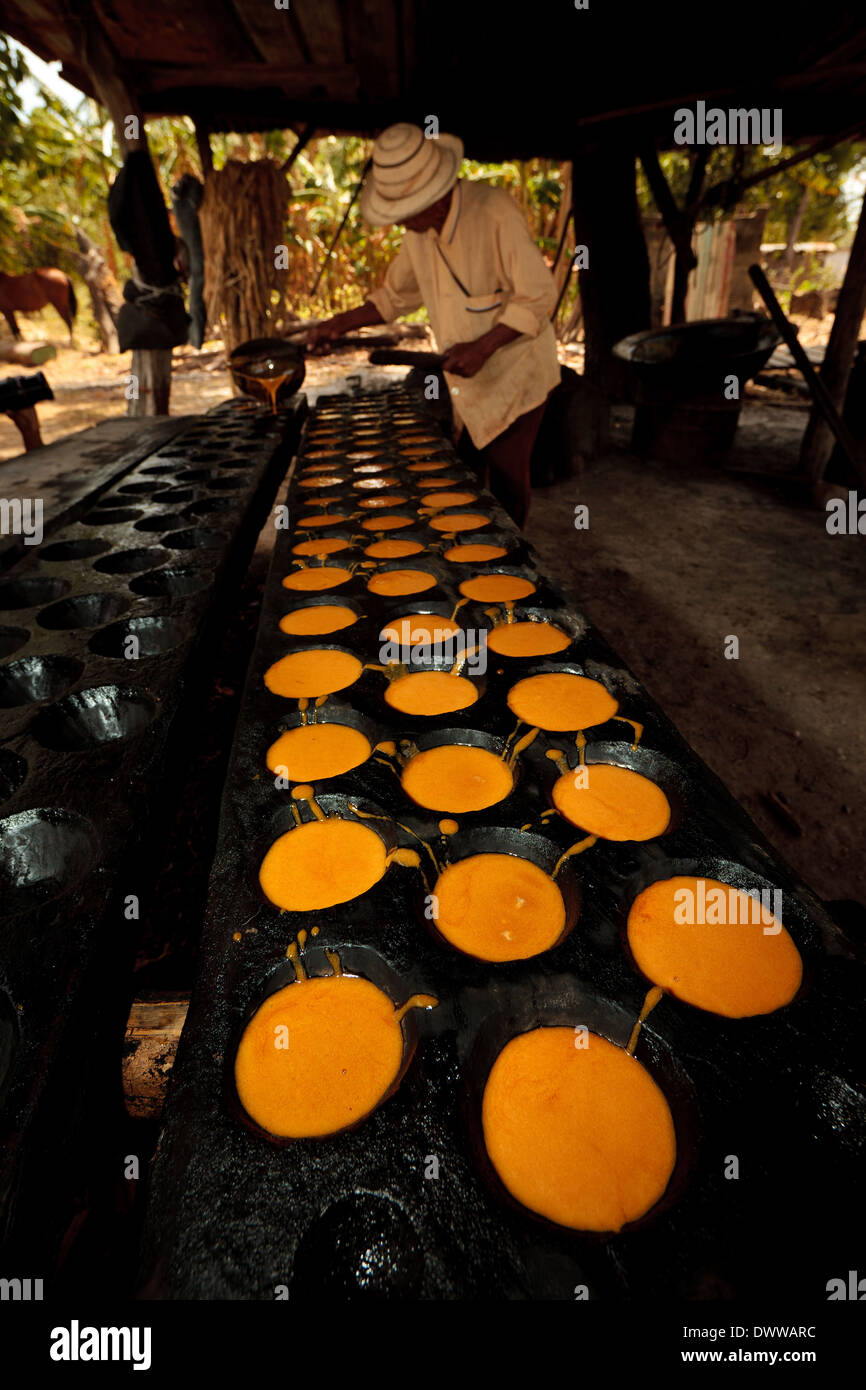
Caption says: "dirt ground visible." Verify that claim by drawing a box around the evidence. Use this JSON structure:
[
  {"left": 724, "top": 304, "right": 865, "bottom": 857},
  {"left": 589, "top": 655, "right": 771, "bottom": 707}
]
[
  {"left": 526, "top": 397, "right": 866, "bottom": 910},
  {"left": 3, "top": 314, "right": 863, "bottom": 913}
]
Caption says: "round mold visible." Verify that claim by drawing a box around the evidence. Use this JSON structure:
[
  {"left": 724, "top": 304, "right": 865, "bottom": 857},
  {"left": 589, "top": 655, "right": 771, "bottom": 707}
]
[
  {"left": 159, "top": 527, "right": 227, "bottom": 551},
  {"left": 424, "top": 825, "right": 583, "bottom": 963},
  {"left": 290, "top": 1193, "right": 424, "bottom": 1298},
  {"left": 0, "top": 807, "right": 98, "bottom": 911},
  {"left": 618, "top": 854, "right": 824, "bottom": 1010},
  {"left": 227, "top": 943, "right": 423, "bottom": 1148},
  {"left": 206, "top": 477, "right": 244, "bottom": 491},
  {"left": 129, "top": 566, "right": 214, "bottom": 599},
  {"left": 115, "top": 481, "right": 160, "bottom": 496},
  {"left": 0, "top": 654, "right": 83, "bottom": 707},
  {"left": 31, "top": 684, "right": 158, "bottom": 751},
  {"left": 138, "top": 463, "right": 176, "bottom": 476},
  {"left": 256, "top": 791, "right": 399, "bottom": 906},
  {"left": 402, "top": 727, "right": 519, "bottom": 815},
  {"left": 134, "top": 512, "right": 186, "bottom": 533},
  {"left": 150, "top": 487, "right": 197, "bottom": 504},
  {"left": 462, "top": 987, "right": 700, "bottom": 1238},
  {"left": 88, "top": 615, "right": 186, "bottom": 659},
  {"left": 0, "top": 576, "right": 69, "bottom": 610},
  {"left": 81, "top": 507, "right": 143, "bottom": 525},
  {"left": 40, "top": 538, "right": 112, "bottom": 562},
  {"left": 183, "top": 497, "right": 235, "bottom": 518},
  {"left": 93, "top": 547, "right": 166, "bottom": 575},
  {"left": 36, "top": 592, "right": 129, "bottom": 631},
  {"left": 542, "top": 739, "right": 689, "bottom": 841}
]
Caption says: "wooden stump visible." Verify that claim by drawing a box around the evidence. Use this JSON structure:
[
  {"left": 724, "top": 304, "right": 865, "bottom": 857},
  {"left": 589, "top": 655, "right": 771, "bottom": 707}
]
[{"left": 129, "top": 348, "right": 172, "bottom": 416}]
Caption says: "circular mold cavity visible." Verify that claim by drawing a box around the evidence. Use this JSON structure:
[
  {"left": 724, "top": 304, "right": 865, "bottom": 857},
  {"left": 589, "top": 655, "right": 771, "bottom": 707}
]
[
  {"left": 459, "top": 569, "right": 537, "bottom": 604},
  {"left": 464, "top": 989, "right": 698, "bottom": 1237},
  {"left": 129, "top": 566, "right": 213, "bottom": 598},
  {"left": 485, "top": 607, "right": 585, "bottom": 659},
  {"left": 546, "top": 741, "right": 687, "bottom": 843},
  {"left": 139, "top": 463, "right": 176, "bottom": 476},
  {"left": 402, "top": 728, "right": 516, "bottom": 814},
  {"left": 384, "top": 646, "right": 487, "bottom": 718},
  {"left": 183, "top": 497, "right": 236, "bottom": 518},
  {"left": 0, "top": 749, "right": 27, "bottom": 802},
  {"left": 264, "top": 645, "right": 363, "bottom": 699},
  {"left": 32, "top": 684, "right": 158, "bottom": 751},
  {"left": 507, "top": 664, "right": 619, "bottom": 732},
  {"left": 0, "top": 625, "right": 30, "bottom": 657},
  {"left": 93, "top": 546, "right": 166, "bottom": 575},
  {"left": 0, "top": 807, "right": 98, "bottom": 911},
  {"left": 0, "top": 576, "right": 69, "bottom": 610},
  {"left": 230, "top": 945, "right": 427, "bottom": 1148},
  {"left": 37, "top": 592, "right": 129, "bottom": 631},
  {"left": 159, "top": 527, "right": 227, "bottom": 551},
  {"left": 174, "top": 468, "right": 212, "bottom": 482},
  {"left": 134, "top": 512, "right": 185, "bottom": 533},
  {"left": 0, "top": 654, "right": 83, "bottom": 707},
  {"left": 206, "top": 477, "right": 244, "bottom": 491},
  {"left": 266, "top": 707, "right": 376, "bottom": 782},
  {"left": 81, "top": 507, "right": 143, "bottom": 525},
  {"left": 40, "top": 538, "right": 112, "bottom": 562},
  {"left": 89, "top": 615, "right": 185, "bottom": 659},
  {"left": 115, "top": 481, "right": 159, "bottom": 496},
  {"left": 428, "top": 826, "right": 582, "bottom": 962},
  {"left": 151, "top": 486, "right": 196, "bottom": 503},
  {"left": 621, "top": 856, "right": 816, "bottom": 1019},
  {"left": 258, "top": 793, "right": 398, "bottom": 912},
  {"left": 366, "top": 566, "right": 439, "bottom": 598},
  {"left": 290, "top": 1193, "right": 424, "bottom": 1297}
]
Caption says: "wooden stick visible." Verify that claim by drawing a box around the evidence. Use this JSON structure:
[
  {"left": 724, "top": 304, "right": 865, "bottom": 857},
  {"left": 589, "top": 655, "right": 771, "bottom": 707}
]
[
  {"left": 280, "top": 123, "right": 315, "bottom": 177},
  {"left": 310, "top": 157, "right": 372, "bottom": 297},
  {"left": 748, "top": 264, "right": 866, "bottom": 488}
]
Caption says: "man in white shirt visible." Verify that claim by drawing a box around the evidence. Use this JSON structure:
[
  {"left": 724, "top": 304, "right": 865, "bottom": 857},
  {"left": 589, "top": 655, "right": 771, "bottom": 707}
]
[{"left": 306, "top": 123, "right": 561, "bottom": 525}]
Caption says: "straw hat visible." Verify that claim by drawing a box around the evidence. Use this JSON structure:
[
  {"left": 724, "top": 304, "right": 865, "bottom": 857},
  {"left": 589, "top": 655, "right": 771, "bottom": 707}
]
[{"left": 361, "top": 122, "right": 464, "bottom": 226}]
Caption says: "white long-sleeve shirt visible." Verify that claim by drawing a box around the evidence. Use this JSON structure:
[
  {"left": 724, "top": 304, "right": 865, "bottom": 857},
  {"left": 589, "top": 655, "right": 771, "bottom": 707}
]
[{"left": 368, "top": 180, "right": 560, "bottom": 449}]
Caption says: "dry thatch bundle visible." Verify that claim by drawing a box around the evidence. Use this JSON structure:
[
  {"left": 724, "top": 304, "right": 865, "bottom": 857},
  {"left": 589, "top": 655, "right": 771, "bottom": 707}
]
[{"left": 199, "top": 158, "right": 290, "bottom": 354}]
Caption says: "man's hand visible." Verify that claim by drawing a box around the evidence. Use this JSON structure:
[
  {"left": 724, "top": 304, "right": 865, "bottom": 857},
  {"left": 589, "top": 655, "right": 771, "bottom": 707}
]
[
  {"left": 304, "top": 315, "right": 350, "bottom": 355},
  {"left": 441, "top": 338, "right": 493, "bottom": 378},
  {"left": 442, "top": 323, "right": 522, "bottom": 378}
]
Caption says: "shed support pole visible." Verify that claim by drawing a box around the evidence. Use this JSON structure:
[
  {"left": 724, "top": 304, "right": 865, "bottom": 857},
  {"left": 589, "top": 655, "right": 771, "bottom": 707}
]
[
  {"left": 799, "top": 189, "right": 866, "bottom": 487},
  {"left": 73, "top": 9, "right": 173, "bottom": 417},
  {"left": 571, "top": 143, "right": 651, "bottom": 456}
]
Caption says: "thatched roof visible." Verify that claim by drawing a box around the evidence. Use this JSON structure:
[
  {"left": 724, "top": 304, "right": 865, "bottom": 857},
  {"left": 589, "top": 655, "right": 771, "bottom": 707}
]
[{"left": 3, "top": 1, "right": 866, "bottom": 155}]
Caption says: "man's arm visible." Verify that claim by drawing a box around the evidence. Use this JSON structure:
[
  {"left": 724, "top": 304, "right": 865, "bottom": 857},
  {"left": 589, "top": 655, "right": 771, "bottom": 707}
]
[
  {"left": 305, "top": 301, "right": 384, "bottom": 351},
  {"left": 305, "top": 239, "right": 423, "bottom": 351}
]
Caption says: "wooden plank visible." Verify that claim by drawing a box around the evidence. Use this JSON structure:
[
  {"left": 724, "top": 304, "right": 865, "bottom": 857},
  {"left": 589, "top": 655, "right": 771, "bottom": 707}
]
[
  {"left": 143, "top": 61, "right": 358, "bottom": 91},
  {"left": 93, "top": 0, "right": 262, "bottom": 66},
  {"left": 344, "top": 0, "right": 399, "bottom": 103},
  {"left": 227, "top": 0, "right": 307, "bottom": 66},
  {"left": 293, "top": 0, "right": 346, "bottom": 65},
  {"left": 122, "top": 994, "right": 190, "bottom": 1120}
]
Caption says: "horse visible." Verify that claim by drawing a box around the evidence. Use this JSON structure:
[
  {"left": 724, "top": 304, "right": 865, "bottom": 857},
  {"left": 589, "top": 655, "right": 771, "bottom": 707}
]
[{"left": 0, "top": 268, "right": 77, "bottom": 344}]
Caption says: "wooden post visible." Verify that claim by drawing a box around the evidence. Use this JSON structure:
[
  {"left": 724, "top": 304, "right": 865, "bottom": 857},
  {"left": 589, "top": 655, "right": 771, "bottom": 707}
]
[
  {"left": 128, "top": 349, "right": 172, "bottom": 416},
  {"left": 71, "top": 8, "right": 173, "bottom": 414},
  {"left": 799, "top": 189, "right": 866, "bottom": 486},
  {"left": 571, "top": 143, "right": 652, "bottom": 454}
]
